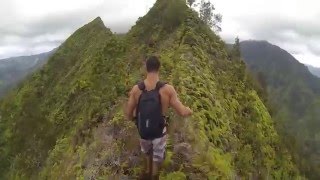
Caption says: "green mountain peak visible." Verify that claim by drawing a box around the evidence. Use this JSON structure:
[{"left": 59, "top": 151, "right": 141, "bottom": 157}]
[
  {"left": 82, "top": 16, "right": 105, "bottom": 30},
  {"left": 92, "top": 16, "right": 103, "bottom": 23},
  {"left": 59, "top": 16, "right": 110, "bottom": 51}
]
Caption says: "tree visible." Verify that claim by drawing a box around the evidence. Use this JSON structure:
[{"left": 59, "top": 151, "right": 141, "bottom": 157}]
[
  {"left": 199, "top": 0, "right": 222, "bottom": 32},
  {"left": 186, "top": 0, "right": 196, "bottom": 7},
  {"left": 232, "top": 36, "right": 241, "bottom": 59}
]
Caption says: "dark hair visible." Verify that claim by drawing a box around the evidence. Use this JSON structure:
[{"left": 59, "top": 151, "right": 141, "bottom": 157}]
[{"left": 146, "top": 56, "right": 160, "bottom": 72}]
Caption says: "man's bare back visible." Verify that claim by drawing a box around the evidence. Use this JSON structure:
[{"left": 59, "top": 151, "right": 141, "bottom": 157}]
[{"left": 127, "top": 79, "right": 192, "bottom": 120}]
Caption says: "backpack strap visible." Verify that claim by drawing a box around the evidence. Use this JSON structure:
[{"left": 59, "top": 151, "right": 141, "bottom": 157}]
[
  {"left": 138, "top": 81, "right": 166, "bottom": 91},
  {"left": 137, "top": 81, "right": 146, "bottom": 91},
  {"left": 135, "top": 81, "right": 145, "bottom": 123},
  {"left": 155, "top": 81, "right": 167, "bottom": 91}
]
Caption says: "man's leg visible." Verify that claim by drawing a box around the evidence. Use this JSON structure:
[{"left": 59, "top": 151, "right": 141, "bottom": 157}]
[
  {"left": 151, "top": 135, "right": 167, "bottom": 180},
  {"left": 147, "top": 153, "right": 153, "bottom": 177},
  {"left": 152, "top": 161, "right": 161, "bottom": 180},
  {"left": 139, "top": 139, "right": 152, "bottom": 180}
]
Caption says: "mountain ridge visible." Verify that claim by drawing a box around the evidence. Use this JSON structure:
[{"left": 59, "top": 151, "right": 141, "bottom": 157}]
[{"left": 240, "top": 40, "right": 320, "bottom": 179}]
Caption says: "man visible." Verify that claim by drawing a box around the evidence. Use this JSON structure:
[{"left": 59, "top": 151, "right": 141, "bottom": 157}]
[{"left": 125, "top": 56, "right": 192, "bottom": 180}]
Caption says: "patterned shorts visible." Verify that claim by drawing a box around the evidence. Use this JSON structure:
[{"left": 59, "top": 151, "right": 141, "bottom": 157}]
[{"left": 140, "top": 134, "right": 167, "bottom": 162}]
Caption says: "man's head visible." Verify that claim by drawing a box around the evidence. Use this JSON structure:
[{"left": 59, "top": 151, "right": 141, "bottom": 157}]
[{"left": 146, "top": 56, "right": 160, "bottom": 73}]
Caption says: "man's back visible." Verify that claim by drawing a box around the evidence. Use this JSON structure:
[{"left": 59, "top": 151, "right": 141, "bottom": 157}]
[{"left": 129, "top": 79, "right": 191, "bottom": 117}]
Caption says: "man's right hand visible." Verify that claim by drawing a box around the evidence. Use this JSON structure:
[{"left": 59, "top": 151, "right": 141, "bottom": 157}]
[
  {"left": 183, "top": 107, "right": 193, "bottom": 117},
  {"left": 168, "top": 85, "right": 194, "bottom": 117}
]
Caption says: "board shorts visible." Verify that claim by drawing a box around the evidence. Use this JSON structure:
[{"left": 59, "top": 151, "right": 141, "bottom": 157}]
[{"left": 139, "top": 128, "right": 167, "bottom": 162}]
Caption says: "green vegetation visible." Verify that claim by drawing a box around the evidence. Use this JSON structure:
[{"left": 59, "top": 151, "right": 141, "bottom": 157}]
[
  {"left": 230, "top": 37, "right": 241, "bottom": 61},
  {"left": 0, "top": 0, "right": 301, "bottom": 179},
  {"left": 199, "top": 0, "right": 222, "bottom": 32},
  {"left": 240, "top": 40, "right": 320, "bottom": 179}
]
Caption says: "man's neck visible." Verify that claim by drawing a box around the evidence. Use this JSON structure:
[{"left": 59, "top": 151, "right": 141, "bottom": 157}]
[{"left": 146, "top": 72, "right": 159, "bottom": 83}]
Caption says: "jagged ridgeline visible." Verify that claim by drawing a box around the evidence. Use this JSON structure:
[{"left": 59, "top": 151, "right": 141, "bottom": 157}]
[{"left": 0, "top": 0, "right": 300, "bottom": 179}]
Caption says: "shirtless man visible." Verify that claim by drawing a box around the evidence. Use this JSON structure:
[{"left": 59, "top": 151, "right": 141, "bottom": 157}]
[{"left": 125, "top": 56, "right": 192, "bottom": 180}]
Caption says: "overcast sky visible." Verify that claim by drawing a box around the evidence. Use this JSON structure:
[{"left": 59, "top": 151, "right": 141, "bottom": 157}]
[{"left": 1, "top": 0, "right": 320, "bottom": 67}]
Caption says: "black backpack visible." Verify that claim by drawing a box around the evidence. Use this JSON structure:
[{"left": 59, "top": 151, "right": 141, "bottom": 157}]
[{"left": 136, "top": 81, "right": 166, "bottom": 140}]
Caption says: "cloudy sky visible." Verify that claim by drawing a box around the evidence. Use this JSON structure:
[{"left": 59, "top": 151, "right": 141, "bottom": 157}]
[{"left": 1, "top": 0, "right": 320, "bottom": 67}]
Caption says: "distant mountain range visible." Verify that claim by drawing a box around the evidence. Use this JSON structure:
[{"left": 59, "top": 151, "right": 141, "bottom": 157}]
[
  {"left": 307, "top": 65, "right": 320, "bottom": 78},
  {"left": 0, "top": 50, "right": 54, "bottom": 97},
  {"left": 240, "top": 40, "right": 320, "bottom": 179}
]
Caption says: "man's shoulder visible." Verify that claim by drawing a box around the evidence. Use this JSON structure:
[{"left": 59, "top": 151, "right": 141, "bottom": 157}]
[
  {"left": 162, "top": 83, "right": 173, "bottom": 89},
  {"left": 161, "top": 83, "right": 175, "bottom": 93},
  {"left": 129, "top": 85, "right": 140, "bottom": 95}
]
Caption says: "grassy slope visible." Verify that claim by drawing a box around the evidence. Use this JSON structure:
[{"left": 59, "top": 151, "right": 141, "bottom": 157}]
[
  {"left": 0, "top": 17, "right": 128, "bottom": 179},
  {"left": 240, "top": 40, "right": 320, "bottom": 179},
  {"left": 0, "top": 0, "right": 300, "bottom": 179}
]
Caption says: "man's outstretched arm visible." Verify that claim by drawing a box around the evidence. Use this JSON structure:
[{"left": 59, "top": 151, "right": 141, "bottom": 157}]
[
  {"left": 168, "top": 85, "right": 192, "bottom": 117},
  {"left": 125, "top": 85, "right": 138, "bottom": 121}
]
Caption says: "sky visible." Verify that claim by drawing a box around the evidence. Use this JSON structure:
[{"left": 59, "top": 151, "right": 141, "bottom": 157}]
[{"left": 0, "top": 0, "right": 320, "bottom": 67}]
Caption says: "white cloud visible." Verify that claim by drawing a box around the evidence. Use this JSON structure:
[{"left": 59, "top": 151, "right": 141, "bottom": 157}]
[
  {"left": 212, "top": 0, "right": 320, "bottom": 67},
  {"left": 293, "top": 53, "right": 320, "bottom": 67},
  {"left": 0, "top": 0, "right": 156, "bottom": 59},
  {"left": 0, "top": 46, "right": 28, "bottom": 58},
  {"left": 0, "top": 0, "right": 320, "bottom": 68},
  {"left": 15, "top": 0, "right": 104, "bottom": 18}
]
